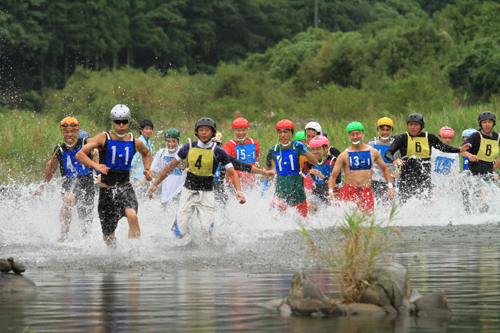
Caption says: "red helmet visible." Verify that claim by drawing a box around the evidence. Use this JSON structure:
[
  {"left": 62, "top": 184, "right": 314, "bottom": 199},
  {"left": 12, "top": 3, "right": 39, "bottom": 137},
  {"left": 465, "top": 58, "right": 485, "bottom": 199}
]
[
  {"left": 439, "top": 126, "right": 454, "bottom": 138},
  {"left": 232, "top": 117, "right": 250, "bottom": 129},
  {"left": 276, "top": 119, "right": 294, "bottom": 132},
  {"left": 309, "top": 135, "right": 330, "bottom": 148}
]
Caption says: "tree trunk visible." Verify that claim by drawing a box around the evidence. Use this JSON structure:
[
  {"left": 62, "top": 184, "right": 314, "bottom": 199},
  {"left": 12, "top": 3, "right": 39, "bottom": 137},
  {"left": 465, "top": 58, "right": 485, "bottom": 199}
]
[
  {"left": 95, "top": 55, "right": 99, "bottom": 71},
  {"left": 40, "top": 59, "right": 44, "bottom": 95},
  {"left": 113, "top": 55, "right": 117, "bottom": 69},
  {"left": 64, "top": 46, "right": 68, "bottom": 83},
  {"left": 74, "top": 50, "right": 78, "bottom": 72},
  {"left": 314, "top": 0, "right": 318, "bottom": 29},
  {"left": 127, "top": 48, "right": 130, "bottom": 67},
  {"left": 85, "top": 55, "right": 89, "bottom": 70}
]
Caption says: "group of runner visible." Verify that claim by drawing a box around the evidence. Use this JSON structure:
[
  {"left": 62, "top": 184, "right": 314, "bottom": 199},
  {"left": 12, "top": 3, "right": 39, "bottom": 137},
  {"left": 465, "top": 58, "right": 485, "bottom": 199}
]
[{"left": 35, "top": 104, "right": 500, "bottom": 246}]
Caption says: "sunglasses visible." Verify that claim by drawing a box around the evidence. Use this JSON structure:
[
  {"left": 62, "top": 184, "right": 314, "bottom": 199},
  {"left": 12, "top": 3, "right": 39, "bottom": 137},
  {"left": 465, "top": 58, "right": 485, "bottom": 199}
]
[
  {"left": 61, "top": 122, "right": 78, "bottom": 128},
  {"left": 114, "top": 120, "right": 129, "bottom": 125}
]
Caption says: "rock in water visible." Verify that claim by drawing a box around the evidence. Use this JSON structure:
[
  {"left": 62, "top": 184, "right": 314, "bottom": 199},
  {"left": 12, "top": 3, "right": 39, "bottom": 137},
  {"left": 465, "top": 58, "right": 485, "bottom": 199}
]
[
  {"left": 285, "top": 270, "right": 341, "bottom": 317},
  {"left": 413, "top": 290, "right": 452, "bottom": 318},
  {"left": 7, "top": 257, "right": 25, "bottom": 274},
  {"left": 0, "top": 273, "right": 37, "bottom": 292},
  {"left": 360, "top": 263, "right": 411, "bottom": 315},
  {"left": 0, "top": 259, "right": 12, "bottom": 273}
]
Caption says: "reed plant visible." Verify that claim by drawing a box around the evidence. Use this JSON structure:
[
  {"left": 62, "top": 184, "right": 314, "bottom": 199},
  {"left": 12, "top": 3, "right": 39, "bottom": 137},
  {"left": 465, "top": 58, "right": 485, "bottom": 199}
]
[{"left": 298, "top": 206, "right": 400, "bottom": 304}]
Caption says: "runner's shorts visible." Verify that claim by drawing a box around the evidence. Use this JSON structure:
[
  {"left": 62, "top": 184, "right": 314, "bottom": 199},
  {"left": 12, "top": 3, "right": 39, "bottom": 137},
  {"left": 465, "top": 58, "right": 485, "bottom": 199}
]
[{"left": 98, "top": 183, "right": 138, "bottom": 236}]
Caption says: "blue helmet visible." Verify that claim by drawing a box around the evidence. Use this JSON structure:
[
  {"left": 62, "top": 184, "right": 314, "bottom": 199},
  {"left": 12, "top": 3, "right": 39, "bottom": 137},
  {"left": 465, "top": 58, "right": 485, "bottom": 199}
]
[
  {"left": 461, "top": 128, "right": 477, "bottom": 138},
  {"left": 78, "top": 130, "right": 89, "bottom": 139}
]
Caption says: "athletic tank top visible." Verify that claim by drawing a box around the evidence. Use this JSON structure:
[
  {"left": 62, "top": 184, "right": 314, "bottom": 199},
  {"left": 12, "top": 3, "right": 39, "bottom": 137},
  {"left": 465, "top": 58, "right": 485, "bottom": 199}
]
[
  {"left": 347, "top": 148, "right": 372, "bottom": 171},
  {"left": 100, "top": 132, "right": 136, "bottom": 186},
  {"left": 477, "top": 132, "right": 500, "bottom": 162},
  {"left": 55, "top": 138, "right": 92, "bottom": 178},
  {"left": 406, "top": 132, "right": 430, "bottom": 158},
  {"left": 372, "top": 136, "right": 393, "bottom": 164},
  {"left": 274, "top": 145, "right": 300, "bottom": 177},
  {"left": 187, "top": 139, "right": 216, "bottom": 177},
  {"left": 232, "top": 139, "right": 256, "bottom": 165}
]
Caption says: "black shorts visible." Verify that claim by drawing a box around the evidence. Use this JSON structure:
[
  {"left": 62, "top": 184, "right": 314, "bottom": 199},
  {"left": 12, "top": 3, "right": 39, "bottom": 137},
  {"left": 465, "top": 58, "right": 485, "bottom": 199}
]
[
  {"left": 61, "top": 173, "right": 95, "bottom": 222},
  {"left": 98, "top": 183, "right": 138, "bottom": 236}
]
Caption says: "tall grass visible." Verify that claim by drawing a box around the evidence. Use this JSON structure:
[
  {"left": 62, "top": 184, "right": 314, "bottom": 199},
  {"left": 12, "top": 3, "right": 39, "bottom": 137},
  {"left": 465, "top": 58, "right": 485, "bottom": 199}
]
[{"left": 298, "top": 206, "right": 400, "bottom": 304}]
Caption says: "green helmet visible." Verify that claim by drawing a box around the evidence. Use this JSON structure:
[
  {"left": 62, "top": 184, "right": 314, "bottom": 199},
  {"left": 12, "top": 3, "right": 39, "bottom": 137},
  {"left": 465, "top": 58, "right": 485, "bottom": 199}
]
[
  {"left": 294, "top": 130, "right": 306, "bottom": 141},
  {"left": 164, "top": 128, "right": 181, "bottom": 140},
  {"left": 346, "top": 122, "right": 365, "bottom": 133}
]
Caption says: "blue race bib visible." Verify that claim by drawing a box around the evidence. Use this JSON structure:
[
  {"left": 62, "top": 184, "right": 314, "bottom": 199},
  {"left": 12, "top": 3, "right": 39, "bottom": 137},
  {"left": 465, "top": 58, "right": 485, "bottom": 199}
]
[
  {"left": 434, "top": 156, "right": 455, "bottom": 175},
  {"left": 105, "top": 140, "right": 134, "bottom": 170},
  {"left": 236, "top": 143, "right": 256, "bottom": 164},
  {"left": 348, "top": 150, "right": 372, "bottom": 171},
  {"left": 62, "top": 149, "right": 91, "bottom": 178},
  {"left": 374, "top": 144, "right": 390, "bottom": 164},
  {"left": 213, "top": 163, "right": 221, "bottom": 182},
  {"left": 463, "top": 157, "right": 469, "bottom": 171},
  {"left": 312, "top": 163, "right": 332, "bottom": 185},
  {"left": 274, "top": 149, "right": 300, "bottom": 177},
  {"left": 162, "top": 155, "right": 182, "bottom": 175}
]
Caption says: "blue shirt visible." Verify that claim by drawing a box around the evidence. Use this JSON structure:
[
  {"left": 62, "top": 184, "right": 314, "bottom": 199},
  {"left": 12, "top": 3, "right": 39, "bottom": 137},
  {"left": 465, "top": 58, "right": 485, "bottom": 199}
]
[{"left": 131, "top": 135, "right": 151, "bottom": 180}]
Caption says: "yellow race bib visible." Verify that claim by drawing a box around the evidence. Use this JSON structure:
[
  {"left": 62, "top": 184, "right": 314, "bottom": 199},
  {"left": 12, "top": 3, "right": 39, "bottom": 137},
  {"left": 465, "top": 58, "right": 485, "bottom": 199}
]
[
  {"left": 406, "top": 133, "right": 430, "bottom": 158},
  {"left": 187, "top": 144, "right": 215, "bottom": 177},
  {"left": 477, "top": 133, "right": 499, "bottom": 162}
]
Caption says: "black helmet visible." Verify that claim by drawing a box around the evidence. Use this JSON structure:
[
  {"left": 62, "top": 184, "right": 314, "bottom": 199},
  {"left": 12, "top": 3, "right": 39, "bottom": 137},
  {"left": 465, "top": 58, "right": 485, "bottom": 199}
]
[
  {"left": 139, "top": 119, "right": 154, "bottom": 131},
  {"left": 195, "top": 117, "right": 217, "bottom": 138},
  {"left": 406, "top": 113, "right": 425, "bottom": 128},
  {"left": 478, "top": 111, "right": 496, "bottom": 128}
]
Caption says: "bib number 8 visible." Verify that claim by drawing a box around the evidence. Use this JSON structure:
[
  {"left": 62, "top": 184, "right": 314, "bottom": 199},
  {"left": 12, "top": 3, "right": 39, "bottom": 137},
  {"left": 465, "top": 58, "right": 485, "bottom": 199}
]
[
  {"left": 486, "top": 144, "right": 492, "bottom": 157},
  {"left": 415, "top": 142, "right": 422, "bottom": 153}
]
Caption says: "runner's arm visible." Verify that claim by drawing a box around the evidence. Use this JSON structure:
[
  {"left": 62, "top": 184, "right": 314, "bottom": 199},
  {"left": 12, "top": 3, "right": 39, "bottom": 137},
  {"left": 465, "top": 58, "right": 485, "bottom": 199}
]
[
  {"left": 148, "top": 158, "right": 180, "bottom": 199},
  {"left": 76, "top": 133, "right": 108, "bottom": 174},
  {"left": 227, "top": 167, "right": 246, "bottom": 204}
]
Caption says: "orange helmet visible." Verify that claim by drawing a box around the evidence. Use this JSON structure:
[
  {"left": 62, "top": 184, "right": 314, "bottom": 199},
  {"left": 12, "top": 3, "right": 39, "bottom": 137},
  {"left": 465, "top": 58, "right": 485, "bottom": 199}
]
[
  {"left": 232, "top": 117, "right": 250, "bottom": 129},
  {"left": 60, "top": 117, "right": 79, "bottom": 130}
]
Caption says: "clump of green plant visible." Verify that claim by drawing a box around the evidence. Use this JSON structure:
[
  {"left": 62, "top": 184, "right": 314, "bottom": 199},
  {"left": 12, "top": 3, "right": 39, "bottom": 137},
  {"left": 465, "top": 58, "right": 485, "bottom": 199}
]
[{"left": 298, "top": 206, "right": 400, "bottom": 304}]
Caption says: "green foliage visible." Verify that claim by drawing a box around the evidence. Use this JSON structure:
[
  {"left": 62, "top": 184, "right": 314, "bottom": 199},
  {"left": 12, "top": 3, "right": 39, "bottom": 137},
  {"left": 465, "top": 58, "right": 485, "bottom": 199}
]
[{"left": 298, "top": 207, "right": 400, "bottom": 303}]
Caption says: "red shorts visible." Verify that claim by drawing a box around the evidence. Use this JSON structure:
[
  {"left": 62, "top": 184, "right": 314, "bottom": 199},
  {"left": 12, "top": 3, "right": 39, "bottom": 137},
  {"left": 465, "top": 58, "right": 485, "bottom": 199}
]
[
  {"left": 338, "top": 184, "right": 374, "bottom": 213},
  {"left": 271, "top": 197, "right": 308, "bottom": 218}
]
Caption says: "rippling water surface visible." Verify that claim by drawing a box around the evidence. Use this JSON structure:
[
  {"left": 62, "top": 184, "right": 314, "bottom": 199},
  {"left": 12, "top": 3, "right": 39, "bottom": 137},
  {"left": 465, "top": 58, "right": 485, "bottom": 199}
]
[{"left": 1, "top": 183, "right": 500, "bottom": 332}]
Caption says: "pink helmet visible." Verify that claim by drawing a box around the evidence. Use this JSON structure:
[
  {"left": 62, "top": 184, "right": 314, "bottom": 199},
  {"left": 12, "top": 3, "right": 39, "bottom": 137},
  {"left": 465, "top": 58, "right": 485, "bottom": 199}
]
[
  {"left": 309, "top": 135, "right": 330, "bottom": 148},
  {"left": 439, "top": 126, "right": 455, "bottom": 138}
]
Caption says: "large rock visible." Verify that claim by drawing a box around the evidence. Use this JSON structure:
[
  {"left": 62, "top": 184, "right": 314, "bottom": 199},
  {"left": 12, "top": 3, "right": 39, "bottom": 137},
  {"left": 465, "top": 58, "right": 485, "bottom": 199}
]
[
  {"left": 412, "top": 290, "right": 452, "bottom": 318},
  {"left": 360, "top": 263, "right": 411, "bottom": 315},
  {"left": 266, "top": 265, "right": 451, "bottom": 320},
  {"left": 284, "top": 270, "right": 342, "bottom": 317},
  {"left": 0, "top": 273, "right": 38, "bottom": 292}
]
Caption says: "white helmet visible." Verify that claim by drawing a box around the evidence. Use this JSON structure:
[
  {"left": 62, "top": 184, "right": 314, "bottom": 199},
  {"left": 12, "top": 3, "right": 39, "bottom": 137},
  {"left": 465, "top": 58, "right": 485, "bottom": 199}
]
[
  {"left": 305, "top": 121, "right": 322, "bottom": 134},
  {"left": 110, "top": 104, "right": 131, "bottom": 121}
]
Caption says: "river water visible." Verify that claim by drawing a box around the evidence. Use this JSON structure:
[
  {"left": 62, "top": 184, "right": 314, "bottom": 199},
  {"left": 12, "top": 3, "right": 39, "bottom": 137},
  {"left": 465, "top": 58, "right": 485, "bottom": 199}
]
[{"left": 1, "top": 182, "right": 500, "bottom": 332}]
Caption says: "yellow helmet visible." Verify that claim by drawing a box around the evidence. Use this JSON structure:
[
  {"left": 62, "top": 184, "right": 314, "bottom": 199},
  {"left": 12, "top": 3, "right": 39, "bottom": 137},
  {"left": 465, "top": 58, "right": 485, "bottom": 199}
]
[
  {"left": 212, "top": 131, "right": 224, "bottom": 144},
  {"left": 377, "top": 117, "right": 393, "bottom": 129}
]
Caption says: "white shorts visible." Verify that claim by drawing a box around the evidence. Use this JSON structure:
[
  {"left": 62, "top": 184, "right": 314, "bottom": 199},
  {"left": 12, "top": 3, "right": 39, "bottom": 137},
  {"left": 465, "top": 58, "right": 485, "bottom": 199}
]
[
  {"left": 176, "top": 188, "right": 215, "bottom": 236},
  {"left": 306, "top": 193, "right": 327, "bottom": 208}
]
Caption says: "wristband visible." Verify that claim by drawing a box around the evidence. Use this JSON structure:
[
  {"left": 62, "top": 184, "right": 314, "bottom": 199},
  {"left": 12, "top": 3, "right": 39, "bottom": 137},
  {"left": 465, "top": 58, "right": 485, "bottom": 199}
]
[
  {"left": 387, "top": 183, "right": 393, "bottom": 189},
  {"left": 328, "top": 188, "right": 334, "bottom": 194},
  {"left": 236, "top": 191, "right": 243, "bottom": 195},
  {"left": 144, "top": 168, "right": 150, "bottom": 171}
]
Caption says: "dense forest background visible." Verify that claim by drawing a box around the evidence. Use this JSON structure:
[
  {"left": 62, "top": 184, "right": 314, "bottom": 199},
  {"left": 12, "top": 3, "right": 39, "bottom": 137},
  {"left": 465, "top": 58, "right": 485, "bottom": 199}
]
[{"left": 3, "top": 0, "right": 500, "bottom": 124}]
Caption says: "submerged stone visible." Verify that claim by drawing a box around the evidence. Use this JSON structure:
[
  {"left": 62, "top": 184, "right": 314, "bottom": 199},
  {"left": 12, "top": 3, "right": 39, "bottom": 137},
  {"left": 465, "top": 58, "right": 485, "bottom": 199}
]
[{"left": 0, "top": 273, "right": 38, "bottom": 292}]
